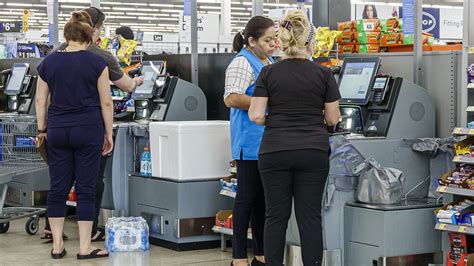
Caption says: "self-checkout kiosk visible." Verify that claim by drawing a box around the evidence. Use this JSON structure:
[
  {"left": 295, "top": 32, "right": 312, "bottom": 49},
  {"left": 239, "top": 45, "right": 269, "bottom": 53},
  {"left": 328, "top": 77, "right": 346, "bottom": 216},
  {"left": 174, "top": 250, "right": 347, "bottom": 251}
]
[
  {"left": 0, "top": 63, "right": 37, "bottom": 115},
  {"left": 102, "top": 61, "right": 229, "bottom": 250},
  {"left": 286, "top": 57, "right": 442, "bottom": 266},
  {"left": 0, "top": 63, "right": 48, "bottom": 208}
]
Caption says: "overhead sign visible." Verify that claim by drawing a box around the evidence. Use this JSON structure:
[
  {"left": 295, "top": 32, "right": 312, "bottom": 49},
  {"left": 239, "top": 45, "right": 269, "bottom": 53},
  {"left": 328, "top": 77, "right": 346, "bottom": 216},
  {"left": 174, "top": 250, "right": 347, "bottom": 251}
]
[
  {"left": 0, "top": 21, "right": 22, "bottom": 33},
  {"left": 179, "top": 13, "right": 220, "bottom": 43},
  {"left": 22, "top": 9, "right": 29, "bottom": 32},
  {"left": 153, "top": 34, "right": 163, "bottom": 42}
]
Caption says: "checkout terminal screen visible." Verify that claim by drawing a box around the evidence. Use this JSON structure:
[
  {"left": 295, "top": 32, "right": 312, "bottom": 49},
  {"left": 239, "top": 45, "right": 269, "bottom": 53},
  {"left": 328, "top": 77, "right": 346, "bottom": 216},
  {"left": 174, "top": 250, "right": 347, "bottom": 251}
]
[
  {"left": 5, "top": 66, "right": 28, "bottom": 94},
  {"left": 134, "top": 65, "right": 157, "bottom": 95},
  {"left": 339, "top": 62, "right": 376, "bottom": 100}
]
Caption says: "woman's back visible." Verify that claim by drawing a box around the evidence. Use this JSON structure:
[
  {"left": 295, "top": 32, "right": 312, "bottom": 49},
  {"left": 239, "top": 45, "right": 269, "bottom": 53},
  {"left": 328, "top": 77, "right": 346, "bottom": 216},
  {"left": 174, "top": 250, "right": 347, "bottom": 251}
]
[
  {"left": 254, "top": 59, "right": 340, "bottom": 154},
  {"left": 38, "top": 50, "right": 107, "bottom": 128}
]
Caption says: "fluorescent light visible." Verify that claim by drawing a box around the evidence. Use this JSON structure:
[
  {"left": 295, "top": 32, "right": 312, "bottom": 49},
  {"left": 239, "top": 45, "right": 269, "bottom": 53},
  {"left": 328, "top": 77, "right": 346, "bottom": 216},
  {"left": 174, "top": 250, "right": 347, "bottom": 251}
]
[
  {"left": 160, "top": 9, "right": 181, "bottom": 13},
  {"left": 113, "top": 7, "right": 135, "bottom": 11},
  {"left": 207, "top": 11, "right": 221, "bottom": 14},
  {"left": 149, "top": 4, "right": 178, "bottom": 8},
  {"left": 61, "top": 5, "right": 87, "bottom": 9},
  {"left": 137, "top": 17, "right": 160, "bottom": 21},
  {"left": 6, "top": 3, "right": 31, "bottom": 7},
  {"left": 199, "top": 6, "right": 222, "bottom": 10},
  {"left": 106, "top": 12, "right": 125, "bottom": 15},
  {"left": 158, "top": 18, "right": 179, "bottom": 21},
  {"left": 58, "top": 0, "right": 90, "bottom": 3}
]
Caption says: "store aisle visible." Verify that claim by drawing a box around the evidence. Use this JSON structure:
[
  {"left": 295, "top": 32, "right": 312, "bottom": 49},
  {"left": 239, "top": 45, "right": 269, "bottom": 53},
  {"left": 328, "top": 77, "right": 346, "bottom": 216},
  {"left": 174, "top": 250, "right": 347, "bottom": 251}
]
[{"left": 0, "top": 218, "right": 232, "bottom": 266}]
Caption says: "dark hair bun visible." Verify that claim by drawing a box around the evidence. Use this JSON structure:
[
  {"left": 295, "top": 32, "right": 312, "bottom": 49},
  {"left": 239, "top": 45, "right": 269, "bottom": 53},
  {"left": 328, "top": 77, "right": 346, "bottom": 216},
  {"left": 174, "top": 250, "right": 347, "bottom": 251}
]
[{"left": 71, "top": 11, "right": 92, "bottom": 26}]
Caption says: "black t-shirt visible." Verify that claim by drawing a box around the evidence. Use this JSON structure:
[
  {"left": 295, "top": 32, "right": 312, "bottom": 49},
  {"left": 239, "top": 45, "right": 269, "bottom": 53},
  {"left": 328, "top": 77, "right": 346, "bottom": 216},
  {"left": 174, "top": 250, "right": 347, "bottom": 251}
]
[{"left": 253, "top": 59, "right": 341, "bottom": 155}]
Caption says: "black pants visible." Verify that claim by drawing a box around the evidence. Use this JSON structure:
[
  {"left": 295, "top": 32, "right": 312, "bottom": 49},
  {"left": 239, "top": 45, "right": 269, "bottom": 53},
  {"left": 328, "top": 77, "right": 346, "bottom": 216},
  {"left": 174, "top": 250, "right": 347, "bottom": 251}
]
[
  {"left": 232, "top": 160, "right": 265, "bottom": 259},
  {"left": 45, "top": 155, "right": 108, "bottom": 235},
  {"left": 46, "top": 125, "right": 104, "bottom": 221},
  {"left": 259, "top": 149, "right": 329, "bottom": 266}
]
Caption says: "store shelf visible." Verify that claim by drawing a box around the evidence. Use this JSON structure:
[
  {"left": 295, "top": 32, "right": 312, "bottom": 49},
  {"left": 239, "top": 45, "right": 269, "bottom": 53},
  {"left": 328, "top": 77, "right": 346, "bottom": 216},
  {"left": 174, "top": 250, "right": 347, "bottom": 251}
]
[
  {"left": 220, "top": 189, "right": 236, "bottom": 198},
  {"left": 467, "top": 106, "right": 474, "bottom": 112},
  {"left": 453, "top": 156, "right": 474, "bottom": 164},
  {"left": 437, "top": 186, "right": 474, "bottom": 197},
  {"left": 212, "top": 226, "right": 252, "bottom": 239},
  {"left": 435, "top": 223, "right": 474, "bottom": 235},
  {"left": 452, "top": 127, "right": 474, "bottom": 136},
  {"left": 468, "top": 83, "right": 474, "bottom": 89},
  {"left": 66, "top": 201, "right": 76, "bottom": 207}
]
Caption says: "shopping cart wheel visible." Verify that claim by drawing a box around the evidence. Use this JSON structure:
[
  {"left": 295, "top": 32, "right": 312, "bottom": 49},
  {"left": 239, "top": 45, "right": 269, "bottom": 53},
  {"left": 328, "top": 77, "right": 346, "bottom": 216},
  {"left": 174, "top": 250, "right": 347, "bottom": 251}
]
[
  {"left": 25, "top": 217, "right": 39, "bottom": 235},
  {"left": 0, "top": 222, "right": 9, "bottom": 233}
]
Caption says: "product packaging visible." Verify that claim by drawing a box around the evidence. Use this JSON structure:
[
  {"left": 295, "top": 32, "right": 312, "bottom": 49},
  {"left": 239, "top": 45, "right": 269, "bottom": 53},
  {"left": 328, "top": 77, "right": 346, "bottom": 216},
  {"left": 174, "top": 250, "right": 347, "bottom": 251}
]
[
  {"left": 381, "top": 18, "right": 403, "bottom": 33},
  {"left": 215, "top": 210, "right": 233, "bottom": 229},
  {"left": 338, "top": 44, "right": 357, "bottom": 54},
  {"left": 106, "top": 217, "right": 149, "bottom": 252},
  {"left": 358, "top": 44, "right": 381, "bottom": 54},
  {"left": 337, "top": 20, "right": 356, "bottom": 32},
  {"left": 313, "top": 27, "right": 342, "bottom": 58},
  {"left": 357, "top": 32, "right": 381, "bottom": 44},
  {"left": 337, "top": 31, "right": 358, "bottom": 44},
  {"left": 356, "top": 19, "right": 382, "bottom": 32}
]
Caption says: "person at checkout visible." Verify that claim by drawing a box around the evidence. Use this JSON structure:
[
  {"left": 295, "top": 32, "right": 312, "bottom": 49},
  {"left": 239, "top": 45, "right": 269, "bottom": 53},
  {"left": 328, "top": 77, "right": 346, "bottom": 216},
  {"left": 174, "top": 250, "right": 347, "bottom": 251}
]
[{"left": 42, "top": 7, "right": 144, "bottom": 243}]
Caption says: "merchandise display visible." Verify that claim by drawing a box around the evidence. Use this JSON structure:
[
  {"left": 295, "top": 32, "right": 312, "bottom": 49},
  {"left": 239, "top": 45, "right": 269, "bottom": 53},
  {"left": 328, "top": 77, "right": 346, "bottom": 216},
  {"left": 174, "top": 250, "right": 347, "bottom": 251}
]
[
  {"left": 435, "top": 199, "right": 474, "bottom": 226},
  {"left": 380, "top": 18, "right": 403, "bottom": 33},
  {"left": 215, "top": 210, "right": 233, "bottom": 229},
  {"left": 439, "top": 166, "right": 474, "bottom": 189},
  {"left": 446, "top": 233, "right": 474, "bottom": 266},
  {"left": 313, "top": 27, "right": 341, "bottom": 58}
]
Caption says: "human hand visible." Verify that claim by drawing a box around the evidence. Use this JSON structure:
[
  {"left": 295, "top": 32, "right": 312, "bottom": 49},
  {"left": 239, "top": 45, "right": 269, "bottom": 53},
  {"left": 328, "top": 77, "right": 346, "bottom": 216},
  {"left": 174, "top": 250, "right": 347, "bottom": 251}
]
[
  {"left": 133, "top": 76, "right": 144, "bottom": 87},
  {"left": 38, "top": 132, "right": 47, "bottom": 141},
  {"left": 102, "top": 134, "right": 114, "bottom": 156}
]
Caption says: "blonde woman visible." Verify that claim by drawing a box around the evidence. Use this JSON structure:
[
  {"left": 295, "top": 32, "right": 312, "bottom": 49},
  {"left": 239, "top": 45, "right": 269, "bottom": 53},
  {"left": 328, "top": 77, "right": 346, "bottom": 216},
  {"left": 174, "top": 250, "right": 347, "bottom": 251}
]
[{"left": 249, "top": 10, "right": 341, "bottom": 265}]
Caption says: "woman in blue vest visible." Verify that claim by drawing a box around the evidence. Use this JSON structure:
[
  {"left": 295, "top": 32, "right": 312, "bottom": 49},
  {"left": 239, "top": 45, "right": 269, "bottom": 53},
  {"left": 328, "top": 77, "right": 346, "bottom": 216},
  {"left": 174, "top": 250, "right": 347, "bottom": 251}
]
[{"left": 224, "top": 16, "right": 276, "bottom": 266}]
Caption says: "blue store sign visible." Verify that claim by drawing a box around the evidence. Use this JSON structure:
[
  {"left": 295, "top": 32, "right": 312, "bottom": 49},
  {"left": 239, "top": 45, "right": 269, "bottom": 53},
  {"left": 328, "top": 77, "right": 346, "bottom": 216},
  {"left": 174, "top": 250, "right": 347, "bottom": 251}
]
[{"left": 422, "top": 8, "right": 440, "bottom": 38}]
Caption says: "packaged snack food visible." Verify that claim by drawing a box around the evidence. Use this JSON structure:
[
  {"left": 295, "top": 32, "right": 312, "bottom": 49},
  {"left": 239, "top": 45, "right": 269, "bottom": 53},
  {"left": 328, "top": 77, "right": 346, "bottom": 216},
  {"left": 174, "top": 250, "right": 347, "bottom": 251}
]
[
  {"left": 338, "top": 44, "right": 357, "bottom": 54},
  {"left": 381, "top": 18, "right": 403, "bottom": 33},
  {"left": 313, "top": 27, "right": 342, "bottom": 58},
  {"left": 337, "top": 21, "right": 356, "bottom": 32},
  {"left": 356, "top": 19, "right": 382, "bottom": 32},
  {"left": 358, "top": 44, "right": 381, "bottom": 54},
  {"left": 337, "top": 31, "right": 358, "bottom": 44},
  {"left": 357, "top": 32, "right": 381, "bottom": 44}
]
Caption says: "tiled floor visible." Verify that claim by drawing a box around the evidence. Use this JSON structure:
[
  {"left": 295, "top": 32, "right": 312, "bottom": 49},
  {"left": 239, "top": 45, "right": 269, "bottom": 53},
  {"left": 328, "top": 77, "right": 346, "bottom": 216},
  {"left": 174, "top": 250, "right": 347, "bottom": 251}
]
[{"left": 0, "top": 217, "right": 233, "bottom": 266}]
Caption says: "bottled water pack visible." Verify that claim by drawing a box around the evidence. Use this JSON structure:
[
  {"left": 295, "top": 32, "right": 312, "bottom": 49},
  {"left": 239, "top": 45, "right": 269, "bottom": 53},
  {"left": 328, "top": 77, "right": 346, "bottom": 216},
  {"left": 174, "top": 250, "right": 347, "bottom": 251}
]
[{"left": 105, "top": 216, "right": 150, "bottom": 252}]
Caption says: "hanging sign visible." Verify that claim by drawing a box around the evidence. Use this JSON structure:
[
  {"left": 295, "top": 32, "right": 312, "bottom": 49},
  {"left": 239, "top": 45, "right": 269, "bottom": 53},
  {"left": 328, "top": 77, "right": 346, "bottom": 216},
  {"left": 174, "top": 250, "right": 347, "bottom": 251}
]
[{"left": 22, "top": 9, "right": 30, "bottom": 32}]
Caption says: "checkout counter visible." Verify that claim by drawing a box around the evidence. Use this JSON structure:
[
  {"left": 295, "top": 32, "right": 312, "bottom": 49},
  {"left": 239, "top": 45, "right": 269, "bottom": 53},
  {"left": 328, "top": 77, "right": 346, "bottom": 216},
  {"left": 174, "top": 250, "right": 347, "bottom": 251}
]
[
  {"left": 0, "top": 62, "right": 49, "bottom": 207},
  {"left": 102, "top": 61, "right": 232, "bottom": 250},
  {"left": 286, "top": 57, "right": 442, "bottom": 265}
]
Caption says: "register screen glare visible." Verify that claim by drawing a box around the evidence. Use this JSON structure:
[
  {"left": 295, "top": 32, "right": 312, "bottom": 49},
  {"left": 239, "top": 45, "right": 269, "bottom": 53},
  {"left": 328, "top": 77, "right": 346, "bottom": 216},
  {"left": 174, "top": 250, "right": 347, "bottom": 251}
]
[
  {"left": 339, "top": 62, "right": 376, "bottom": 100},
  {"left": 5, "top": 66, "right": 27, "bottom": 93}
]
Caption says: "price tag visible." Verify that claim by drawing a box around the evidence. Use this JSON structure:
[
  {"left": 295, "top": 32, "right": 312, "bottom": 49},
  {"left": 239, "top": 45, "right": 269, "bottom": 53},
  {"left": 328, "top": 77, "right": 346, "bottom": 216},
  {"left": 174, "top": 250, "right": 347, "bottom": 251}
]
[
  {"left": 458, "top": 226, "right": 467, "bottom": 233},
  {"left": 454, "top": 128, "right": 463, "bottom": 134},
  {"left": 454, "top": 156, "right": 461, "bottom": 162},
  {"left": 438, "top": 186, "right": 448, "bottom": 193},
  {"left": 438, "top": 224, "right": 447, "bottom": 230},
  {"left": 364, "top": 22, "right": 375, "bottom": 31},
  {"left": 469, "top": 129, "right": 474, "bottom": 135}
]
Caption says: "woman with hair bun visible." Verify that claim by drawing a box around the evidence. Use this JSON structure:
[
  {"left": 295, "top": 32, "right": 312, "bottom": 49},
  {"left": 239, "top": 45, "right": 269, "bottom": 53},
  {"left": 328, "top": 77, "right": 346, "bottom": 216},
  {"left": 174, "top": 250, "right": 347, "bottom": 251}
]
[
  {"left": 249, "top": 10, "right": 341, "bottom": 265},
  {"left": 35, "top": 11, "right": 113, "bottom": 260},
  {"left": 223, "top": 15, "right": 276, "bottom": 266}
]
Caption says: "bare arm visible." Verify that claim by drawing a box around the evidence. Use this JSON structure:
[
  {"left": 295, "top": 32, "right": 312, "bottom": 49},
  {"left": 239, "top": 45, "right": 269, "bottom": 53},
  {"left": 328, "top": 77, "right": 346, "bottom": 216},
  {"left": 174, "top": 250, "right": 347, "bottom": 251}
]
[
  {"left": 249, "top": 97, "right": 268, "bottom": 125},
  {"left": 35, "top": 77, "right": 49, "bottom": 131},
  {"left": 98, "top": 68, "right": 113, "bottom": 138},
  {"left": 324, "top": 100, "right": 341, "bottom": 126},
  {"left": 112, "top": 74, "right": 143, "bottom": 93},
  {"left": 224, "top": 93, "right": 252, "bottom": 110}
]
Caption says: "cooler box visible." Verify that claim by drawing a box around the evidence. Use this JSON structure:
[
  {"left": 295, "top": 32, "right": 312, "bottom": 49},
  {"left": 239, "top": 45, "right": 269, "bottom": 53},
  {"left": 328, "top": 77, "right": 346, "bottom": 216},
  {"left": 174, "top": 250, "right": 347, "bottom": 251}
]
[{"left": 149, "top": 121, "right": 231, "bottom": 180}]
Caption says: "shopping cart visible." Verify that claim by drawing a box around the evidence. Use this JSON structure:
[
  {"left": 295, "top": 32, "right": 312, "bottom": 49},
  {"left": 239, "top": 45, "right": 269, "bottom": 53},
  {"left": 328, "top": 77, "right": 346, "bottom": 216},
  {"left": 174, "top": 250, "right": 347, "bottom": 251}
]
[{"left": 0, "top": 114, "right": 47, "bottom": 235}]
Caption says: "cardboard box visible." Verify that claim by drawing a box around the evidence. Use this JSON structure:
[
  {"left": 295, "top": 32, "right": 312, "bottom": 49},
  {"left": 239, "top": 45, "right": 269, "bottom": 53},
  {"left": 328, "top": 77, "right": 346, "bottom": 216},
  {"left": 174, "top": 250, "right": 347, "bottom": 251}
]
[
  {"left": 337, "top": 20, "right": 356, "bottom": 32},
  {"left": 357, "top": 32, "right": 381, "bottom": 44},
  {"left": 358, "top": 44, "right": 381, "bottom": 54},
  {"left": 381, "top": 33, "right": 411, "bottom": 46},
  {"left": 337, "top": 31, "right": 358, "bottom": 44},
  {"left": 338, "top": 44, "right": 357, "bottom": 54},
  {"left": 356, "top": 19, "right": 382, "bottom": 32},
  {"left": 381, "top": 18, "right": 403, "bottom": 33},
  {"left": 215, "top": 210, "right": 233, "bottom": 229}
]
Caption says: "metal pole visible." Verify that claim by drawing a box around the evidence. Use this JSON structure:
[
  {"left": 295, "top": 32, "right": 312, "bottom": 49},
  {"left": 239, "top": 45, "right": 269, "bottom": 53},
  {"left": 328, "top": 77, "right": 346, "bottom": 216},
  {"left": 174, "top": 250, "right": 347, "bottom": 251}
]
[
  {"left": 252, "top": 0, "right": 263, "bottom": 17},
  {"left": 91, "top": 0, "right": 100, "bottom": 8},
  {"left": 312, "top": 0, "right": 329, "bottom": 27},
  {"left": 47, "top": 0, "right": 59, "bottom": 48},
  {"left": 413, "top": 0, "right": 423, "bottom": 86},
  {"left": 460, "top": 0, "right": 470, "bottom": 126},
  {"left": 191, "top": 0, "right": 199, "bottom": 85}
]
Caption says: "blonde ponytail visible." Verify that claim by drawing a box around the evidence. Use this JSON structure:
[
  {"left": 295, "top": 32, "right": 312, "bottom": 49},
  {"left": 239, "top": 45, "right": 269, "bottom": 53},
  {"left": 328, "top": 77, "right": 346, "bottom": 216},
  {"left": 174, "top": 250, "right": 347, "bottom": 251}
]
[{"left": 278, "top": 10, "right": 314, "bottom": 57}]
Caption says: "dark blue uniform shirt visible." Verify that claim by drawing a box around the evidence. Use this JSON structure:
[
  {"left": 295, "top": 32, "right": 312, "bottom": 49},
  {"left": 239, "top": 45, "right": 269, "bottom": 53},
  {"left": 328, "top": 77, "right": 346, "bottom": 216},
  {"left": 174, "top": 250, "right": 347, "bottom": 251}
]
[{"left": 37, "top": 50, "right": 107, "bottom": 129}]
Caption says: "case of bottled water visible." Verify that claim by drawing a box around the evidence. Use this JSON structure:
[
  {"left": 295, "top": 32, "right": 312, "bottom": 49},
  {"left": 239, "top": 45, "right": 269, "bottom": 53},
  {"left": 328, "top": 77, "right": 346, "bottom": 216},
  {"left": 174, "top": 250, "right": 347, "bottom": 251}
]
[{"left": 105, "top": 217, "right": 150, "bottom": 252}]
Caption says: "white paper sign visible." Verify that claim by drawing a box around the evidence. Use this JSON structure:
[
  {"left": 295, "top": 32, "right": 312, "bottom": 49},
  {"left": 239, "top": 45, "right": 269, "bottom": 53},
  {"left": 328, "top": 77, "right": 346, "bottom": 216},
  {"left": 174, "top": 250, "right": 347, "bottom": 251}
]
[
  {"left": 439, "top": 8, "right": 463, "bottom": 40},
  {"left": 179, "top": 13, "right": 220, "bottom": 43}
]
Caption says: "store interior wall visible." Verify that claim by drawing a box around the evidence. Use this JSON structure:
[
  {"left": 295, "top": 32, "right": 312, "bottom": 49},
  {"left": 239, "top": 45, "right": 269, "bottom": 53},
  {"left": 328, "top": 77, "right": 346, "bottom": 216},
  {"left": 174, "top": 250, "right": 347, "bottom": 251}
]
[{"left": 312, "top": 0, "right": 351, "bottom": 29}]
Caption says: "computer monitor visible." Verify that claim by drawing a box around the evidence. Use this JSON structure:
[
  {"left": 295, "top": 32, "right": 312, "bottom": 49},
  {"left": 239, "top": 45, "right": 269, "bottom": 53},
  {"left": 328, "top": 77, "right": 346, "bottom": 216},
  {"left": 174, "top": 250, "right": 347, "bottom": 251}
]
[
  {"left": 132, "top": 61, "right": 165, "bottom": 99},
  {"left": 5, "top": 63, "right": 29, "bottom": 95},
  {"left": 338, "top": 57, "right": 381, "bottom": 105}
]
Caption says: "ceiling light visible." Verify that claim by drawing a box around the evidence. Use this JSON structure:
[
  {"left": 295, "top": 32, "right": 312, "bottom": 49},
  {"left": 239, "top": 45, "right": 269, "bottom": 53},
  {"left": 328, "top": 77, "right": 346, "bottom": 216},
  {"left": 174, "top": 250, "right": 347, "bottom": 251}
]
[
  {"left": 149, "top": 4, "right": 179, "bottom": 8},
  {"left": 199, "top": 6, "right": 222, "bottom": 10},
  {"left": 160, "top": 9, "right": 181, "bottom": 13},
  {"left": 6, "top": 3, "right": 31, "bottom": 7},
  {"left": 61, "top": 5, "right": 87, "bottom": 9}
]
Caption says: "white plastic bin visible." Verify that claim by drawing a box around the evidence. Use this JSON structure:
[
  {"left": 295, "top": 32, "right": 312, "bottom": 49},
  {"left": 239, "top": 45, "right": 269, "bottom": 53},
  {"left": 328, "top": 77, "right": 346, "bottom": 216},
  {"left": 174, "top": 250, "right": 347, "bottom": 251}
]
[{"left": 149, "top": 121, "right": 231, "bottom": 180}]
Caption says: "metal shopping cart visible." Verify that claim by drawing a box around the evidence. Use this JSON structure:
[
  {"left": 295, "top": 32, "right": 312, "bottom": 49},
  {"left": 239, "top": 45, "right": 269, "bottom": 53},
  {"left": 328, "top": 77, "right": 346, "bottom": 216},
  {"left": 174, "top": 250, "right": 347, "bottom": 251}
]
[{"left": 0, "top": 114, "right": 47, "bottom": 235}]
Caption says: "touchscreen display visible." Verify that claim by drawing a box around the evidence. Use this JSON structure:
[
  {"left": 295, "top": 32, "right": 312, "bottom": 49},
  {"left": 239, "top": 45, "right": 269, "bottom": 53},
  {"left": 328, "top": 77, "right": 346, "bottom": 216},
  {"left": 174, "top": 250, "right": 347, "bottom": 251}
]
[
  {"left": 134, "top": 65, "right": 157, "bottom": 95},
  {"left": 339, "top": 62, "right": 376, "bottom": 100},
  {"left": 5, "top": 66, "right": 28, "bottom": 94},
  {"left": 373, "top": 77, "right": 388, "bottom": 89}
]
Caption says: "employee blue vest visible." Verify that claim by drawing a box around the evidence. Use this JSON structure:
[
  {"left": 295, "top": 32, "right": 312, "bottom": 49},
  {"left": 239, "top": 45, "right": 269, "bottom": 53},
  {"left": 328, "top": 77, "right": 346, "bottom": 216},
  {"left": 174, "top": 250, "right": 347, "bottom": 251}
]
[{"left": 230, "top": 48, "right": 273, "bottom": 160}]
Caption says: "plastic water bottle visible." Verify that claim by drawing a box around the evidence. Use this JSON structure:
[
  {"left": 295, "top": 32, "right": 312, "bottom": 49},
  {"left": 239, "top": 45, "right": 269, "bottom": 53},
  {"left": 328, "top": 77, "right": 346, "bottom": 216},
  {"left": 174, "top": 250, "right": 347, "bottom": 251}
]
[
  {"left": 140, "top": 147, "right": 152, "bottom": 176},
  {"left": 105, "top": 217, "right": 150, "bottom": 252}
]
